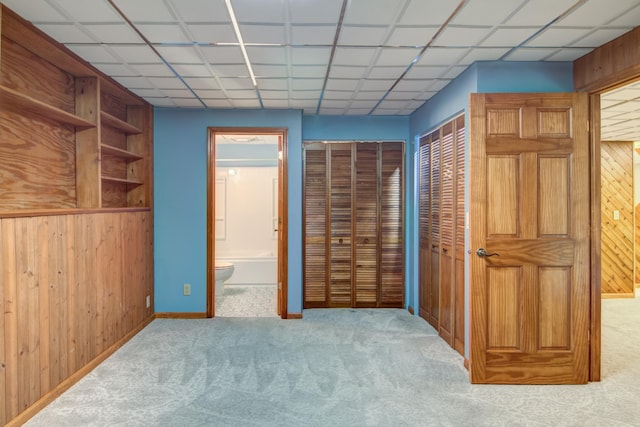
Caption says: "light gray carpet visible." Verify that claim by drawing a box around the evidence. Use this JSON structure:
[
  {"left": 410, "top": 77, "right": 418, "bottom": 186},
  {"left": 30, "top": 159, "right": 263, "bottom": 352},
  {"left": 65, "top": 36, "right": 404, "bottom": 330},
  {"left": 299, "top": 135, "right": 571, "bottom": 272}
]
[{"left": 26, "top": 298, "right": 640, "bottom": 426}]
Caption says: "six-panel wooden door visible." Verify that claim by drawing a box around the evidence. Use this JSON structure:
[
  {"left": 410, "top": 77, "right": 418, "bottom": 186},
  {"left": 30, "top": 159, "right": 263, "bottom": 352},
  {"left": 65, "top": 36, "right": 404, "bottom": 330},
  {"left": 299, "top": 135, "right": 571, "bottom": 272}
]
[{"left": 303, "top": 141, "right": 404, "bottom": 309}]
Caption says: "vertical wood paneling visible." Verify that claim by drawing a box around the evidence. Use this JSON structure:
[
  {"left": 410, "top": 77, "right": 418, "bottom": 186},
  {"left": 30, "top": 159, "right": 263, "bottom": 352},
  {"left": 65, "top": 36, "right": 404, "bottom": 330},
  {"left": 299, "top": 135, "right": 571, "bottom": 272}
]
[
  {"left": 0, "top": 212, "right": 153, "bottom": 425},
  {"left": 601, "top": 141, "right": 634, "bottom": 296}
]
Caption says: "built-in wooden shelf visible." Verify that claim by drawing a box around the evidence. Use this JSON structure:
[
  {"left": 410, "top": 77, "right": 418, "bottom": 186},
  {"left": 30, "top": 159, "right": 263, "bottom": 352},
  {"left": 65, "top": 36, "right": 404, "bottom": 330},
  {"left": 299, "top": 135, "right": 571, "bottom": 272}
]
[
  {"left": 0, "top": 84, "right": 95, "bottom": 128},
  {"left": 100, "top": 111, "right": 142, "bottom": 134},
  {"left": 101, "top": 143, "right": 144, "bottom": 160},
  {"left": 101, "top": 175, "right": 143, "bottom": 186}
]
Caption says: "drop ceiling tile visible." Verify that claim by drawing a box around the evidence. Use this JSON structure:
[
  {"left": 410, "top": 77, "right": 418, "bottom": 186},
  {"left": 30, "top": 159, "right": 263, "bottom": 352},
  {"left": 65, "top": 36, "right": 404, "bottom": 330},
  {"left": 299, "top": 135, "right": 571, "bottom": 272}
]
[
  {"left": 204, "top": 99, "right": 233, "bottom": 108},
  {"left": 291, "top": 66, "right": 327, "bottom": 78},
  {"left": 290, "top": 25, "right": 336, "bottom": 45},
  {"left": 392, "top": 80, "right": 430, "bottom": 92},
  {"left": 371, "top": 108, "right": 401, "bottom": 115},
  {"left": 240, "top": 24, "right": 287, "bottom": 44},
  {"left": 343, "top": 0, "right": 404, "bottom": 25},
  {"left": 367, "top": 66, "right": 406, "bottom": 79},
  {"left": 129, "top": 63, "right": 175, "bottom": 77},
  {"left": 480, "top": 27, "right": 540, "bottom": 47},
  {"left": 246, "top": 46, "right": 287, "bottom": 64},
  {"left": 325, "top": 79, "right": 361, "bottom": 91},
  {"left": 210, "top": 64, "right": 250, "bottom": 77},
  {"left": 288, "top": 0, "right": 343, "bottom": 24},
  {"left": 319, "top": 108, "right": 347, "bottom": 115},
  {"left": 173, "top": 98, "right": 205, "bottom": 108},
  {"left": 65, "top": 44, "right": 119, "bottom": 63},
  {"left": 376, "top": 100, "right": 408, "bottom": 109},
  {"left": 458, "top": 47, "right": 510, "bottom": 65},
  {"left": 171, "top": 64, "right": 211, "bottom": 77},
  {"left": 232, "top": 0, "right": 285, "bottom": 23},
  {"left": 290, "top": 90, "right": 322, "bottom": 100},
  {"left": 186, "top": 23, "right": 237, "bottom": 43},
  {"left": 290, "top": 47, "right": 331, "bottom": 65},
  {"left": 571, "top": 29, "right": 633, "bottom": 48},
  {"left": 452, "top": 0, "right": 524, "bottom": 26},
  {"left": 260, "top": 90, "right": 290, "bottom": 100},
  {"left": 289, "top": 99, "right": 318, "bottom": 109},
  {"left": 108, "top": 45, "right": 160, "bottom": 63},
  {"left": 360, "top": 80, "right": 394, "bottom": 91},
  {"left": 218, "top": 77, "right": 255, "bottom": 90},
  {"left": 436, "top": 26, "right": 493, "bottom": 47},
  {"left": 156, "top": 46, "right": 204, "bottom": 64},
  {"left": 558, "top": 0, "right": 640, "bottom": 26},
  {"left": 416, "top": 47, "right": 468, "bottom": 66},
  {"left": 544, "top": 47, "right": 593, "bottom": 61},
  {"left": 339, "top": 25, "right": 389, "bottom": 46},
  {"left": 414, "top": 91, "right": 436, "bottom": 101},
  {"left": 405, "top": 66, "right": 448, "bottom": 79},
  {"left": 345, "top": 108, "right": 373, "bottom": 115},
  {"left": 112, "top": 76, "right": 154, "bottom": 89},
  {"left": 130, "top": 88, "right": 164, "bottom": 98},
  {"left": 333, "top": 48, "right": 378, "bottom": 66},
  {"left": 81, "top": 23, "right": 142, "bottom": 43},
  {"left": 136, "top": 24, "right": 191, "bottom": 43},
  {"left": 398, "top": 0, "right": 460, "bottom": 25},
  {"left": 291, "top": 79, "right": 324, "bottom": 90},
  {"left": 263, "top": 99, "right": 290, "bottom": 108},
  {"left": 194, "top": 89, "right": 225, "bottom": 98},
  {"left": 323, "top": 91, "right": 355, "bottom": 100},
  {"left": 1, "top": 0, "right": 66, "bottom": 22},
  {"left": 329, "top": 66, "right": 369, "bottom": 79},
  {"left": 257, "top": 79, "right": 289, "bottom": 90},
  {"left": 321, "top": 100, "right": 350, "bottom": 109},
  {"left": 36, "top": 24, "right": 96, "bottom": 43},
  {"left": 168, "top": 0, "right": 227, "bottom": 23},
  {"left": 146, "top": 97, "right": 175, "bottom": 107},
  {"left": 91, "top": 63, "right": 137, "bottom": 76},
  {"left": 384, "top": 90, "right": 419, "bottom": 101},
  {"left": 376, "top": 47, "right": 420, "bottom": 66},
  {"left": 201, "top": 46, "right": 245, "bottom": 64},
  {"left": 111, "top": 0, "right": 176, "bottom": 22},
  {"left": 253, "top": 65, "right": 288, "bottom": 78},
  {"left": 525, "top": 27, "right": 592, "bottom": 47},
  {"left": 147, "top": 77, "right": 186, "bottom": 89},
  {"left": 159, "top": 89, "right": 196, "bottom": 98},
  {"left": 386, "top": 26, "right": 438, "bottom": 47},
  {"left": 442, "top": 66, "right": 467, "bottom": 79},
  {"left": 349, "top": 100, "right": 379, "bottom": 109},
  {"left": 406, "top": 100, "right": 426, "bottom": 109},
  {"left": 353, "top": 91, "right": 387, "bottom": 100},
  {"left": 503, "top": 48, "right": 560, "bottom": 61},
  {"left": 221, "top": 90, "right": 258, "bottom": 99},
  {"left": 606, "top": 4, "right": 640, "bottom": 26},
  {"left": 505, "top": 0, "right": 576, "bottom": 26},
  {"left": 183, "top": 77, "right": 220, "bottom": 90},
  {"left": 426, "top": 80, "right": 452, "bottom": 91}
]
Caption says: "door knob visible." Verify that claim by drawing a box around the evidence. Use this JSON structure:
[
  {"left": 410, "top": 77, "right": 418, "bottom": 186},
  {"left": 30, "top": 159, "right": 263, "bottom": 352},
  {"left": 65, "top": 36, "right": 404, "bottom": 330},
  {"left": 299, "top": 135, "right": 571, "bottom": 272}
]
[{"left": 476, "top": 248, "right": 499, "bottom": 258}]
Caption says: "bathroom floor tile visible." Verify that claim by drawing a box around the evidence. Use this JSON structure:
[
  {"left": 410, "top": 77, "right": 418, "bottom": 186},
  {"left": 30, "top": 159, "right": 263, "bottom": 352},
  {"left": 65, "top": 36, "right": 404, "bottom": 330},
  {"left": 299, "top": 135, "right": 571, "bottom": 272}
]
[{"left": 215, "top": 284, "right": 278, "bottom": 317}]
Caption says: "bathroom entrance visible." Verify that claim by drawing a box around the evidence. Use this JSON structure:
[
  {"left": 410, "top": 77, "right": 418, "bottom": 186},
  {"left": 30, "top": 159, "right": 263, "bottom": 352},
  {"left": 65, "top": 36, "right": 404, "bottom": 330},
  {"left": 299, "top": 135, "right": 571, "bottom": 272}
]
[{"left": 207, "top": 128, "right": 288, "bottom": 318}]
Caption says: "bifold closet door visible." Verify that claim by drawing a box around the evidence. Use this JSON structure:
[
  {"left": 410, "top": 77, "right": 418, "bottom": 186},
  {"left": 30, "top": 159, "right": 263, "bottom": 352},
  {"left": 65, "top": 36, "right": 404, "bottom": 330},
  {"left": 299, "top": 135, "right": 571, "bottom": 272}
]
[{"left": 418, "top": 139, "right": 432, "bottom": 320}]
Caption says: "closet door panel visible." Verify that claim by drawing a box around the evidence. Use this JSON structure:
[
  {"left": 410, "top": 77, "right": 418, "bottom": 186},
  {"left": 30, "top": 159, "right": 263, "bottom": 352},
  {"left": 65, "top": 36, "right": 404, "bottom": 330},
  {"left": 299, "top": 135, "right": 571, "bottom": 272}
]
[
  {"left": 454, "top": 116, "right": 466, "bottom": 355},
  {"left": 418, "top": 139, "right": 431, "bottom": 319},
  {"left": 355, "top": 144, "right": 379, "bottom": 307},
  {"left": 329, "top": 145, "right": 353, "bottom": 307},
  {"left": 380, "top": 142, "right": 404, "bottom": 307},
  {"left": 429, "top": 133, "right": 441, "bottom": 327},
  {"left": 303, "top": 145, "right": 328, "bottom": 308},
  {"left": 439, "top": 126, "right": 455, "bottom": 344}
]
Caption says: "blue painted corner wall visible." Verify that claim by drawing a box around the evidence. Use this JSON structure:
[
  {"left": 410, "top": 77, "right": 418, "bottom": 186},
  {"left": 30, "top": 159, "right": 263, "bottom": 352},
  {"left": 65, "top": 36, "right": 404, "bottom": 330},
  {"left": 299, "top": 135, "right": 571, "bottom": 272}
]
[{"left": 153, "top": 60, "right": 574, "bottom": 324}]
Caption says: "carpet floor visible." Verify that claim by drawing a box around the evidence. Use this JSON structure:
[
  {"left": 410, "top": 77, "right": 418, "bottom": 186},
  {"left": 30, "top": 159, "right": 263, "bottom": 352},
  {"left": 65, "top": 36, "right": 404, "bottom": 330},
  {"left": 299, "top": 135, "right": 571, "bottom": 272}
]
[{"left": 26, "top": 298, "right": 640, "bottom": 426}]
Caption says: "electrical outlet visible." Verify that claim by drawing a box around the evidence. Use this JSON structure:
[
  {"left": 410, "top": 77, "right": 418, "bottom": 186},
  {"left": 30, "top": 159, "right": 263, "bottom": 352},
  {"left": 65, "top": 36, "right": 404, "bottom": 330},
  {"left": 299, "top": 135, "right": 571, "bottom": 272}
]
[
  {"left": 146, "top": 295, "right": 151, "bottom": 308},
  {"left": 183, "top": 283, "right": 191, "bottom": 296}
]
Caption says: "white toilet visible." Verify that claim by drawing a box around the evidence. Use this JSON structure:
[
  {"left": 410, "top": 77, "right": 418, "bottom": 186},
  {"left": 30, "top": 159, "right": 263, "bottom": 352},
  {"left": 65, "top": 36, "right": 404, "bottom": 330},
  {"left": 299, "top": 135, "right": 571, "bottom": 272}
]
[{"left": 215, "top": 262, "right": 234, "bottom": 295}]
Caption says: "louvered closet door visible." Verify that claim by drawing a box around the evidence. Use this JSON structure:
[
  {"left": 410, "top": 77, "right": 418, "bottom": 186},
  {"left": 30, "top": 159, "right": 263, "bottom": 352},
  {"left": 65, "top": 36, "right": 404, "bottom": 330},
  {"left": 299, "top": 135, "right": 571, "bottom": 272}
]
[
  {"left": 329, "top": 144, "right": 353, "bottom": 307},
  {"left": 418, "top": 137, "right": 431, "bottom": 320},
  {"left": 439, "top": 123, "right": 455, "bottom": 344},
  {"left": 380, "top": 142, "right": 404, "bottom": 307},
  {"left": 453, "top": 116, "right": 466, "bottom": 355},
  {"left": 303, "top": 143, "right": 328, "bottom": 308},
  {"left": 429, "top": 132, "right": 441, "bottom": 328},
  {"left": 354, "top": 143, "right": 379, "bottom": 307}
]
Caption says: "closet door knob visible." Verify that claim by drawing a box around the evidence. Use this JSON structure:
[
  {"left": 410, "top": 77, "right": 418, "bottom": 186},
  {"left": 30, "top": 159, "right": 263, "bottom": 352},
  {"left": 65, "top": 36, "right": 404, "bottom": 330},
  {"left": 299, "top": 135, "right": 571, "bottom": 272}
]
[
  {"left": 339, "top": 238, "right": 343, "bottom": 244},
  {"left": 364, "top": 238, "right": 369, "bottom": 243}
]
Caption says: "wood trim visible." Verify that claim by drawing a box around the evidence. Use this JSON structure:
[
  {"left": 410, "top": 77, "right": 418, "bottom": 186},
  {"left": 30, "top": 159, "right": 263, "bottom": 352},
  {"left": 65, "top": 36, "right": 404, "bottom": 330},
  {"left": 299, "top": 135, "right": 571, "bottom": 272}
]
[
  {"left": 0, "top": 207, "right": 151, "bottom": 219},
  {"left": 463, "top": 358, "right": 470, "bottom": 371},
  {"left": 206, "top": 128, "right": 289, "bottom": 319},
  {"left": 5, "top": 314, "right": 154, "bottom": 427},
  {"left": 286, "top": 312, "right": 303, "bottom": 319},
  {"left": 154, "top": 312, "right": 208, "bottom": 319},
  {"left": 279, "top": 130, "right": 289, "bottom": 319},
  {"left": 601, "top": 293, "right": 635, "bottom": 299}
]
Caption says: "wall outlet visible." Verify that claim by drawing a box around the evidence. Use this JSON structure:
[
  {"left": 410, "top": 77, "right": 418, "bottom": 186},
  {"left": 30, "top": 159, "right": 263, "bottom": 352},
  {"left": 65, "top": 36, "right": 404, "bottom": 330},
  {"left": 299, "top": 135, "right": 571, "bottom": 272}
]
[
  {"left": 146, "top": 295, "right": 151, "bottom": 308},
  {"left": 183, "top": 283, "right": 191, "bottom": 296}
]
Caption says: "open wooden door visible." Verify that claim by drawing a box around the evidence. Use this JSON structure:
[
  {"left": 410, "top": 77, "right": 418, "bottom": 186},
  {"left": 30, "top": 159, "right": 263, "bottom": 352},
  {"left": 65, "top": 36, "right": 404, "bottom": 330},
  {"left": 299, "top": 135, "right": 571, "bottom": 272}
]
[{"left": 469, "top": 93, "right": 590, "bottom": 384}]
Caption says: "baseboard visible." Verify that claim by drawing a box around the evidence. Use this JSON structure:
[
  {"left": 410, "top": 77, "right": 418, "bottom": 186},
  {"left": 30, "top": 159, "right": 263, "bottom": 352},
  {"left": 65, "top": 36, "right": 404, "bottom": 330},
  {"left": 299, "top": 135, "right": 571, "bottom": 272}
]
[
  {"left": 601, "top": 292, "right": 635, "bottom": 299},
  {"left": 407, "top": 305, "right": 415, "bottom": 315},
  {"left": 6, "top": 314, "right": 155, "bottom": 427},
  {"left": 286, "top": 312, "right": 302, "bottom": 319},
  {"left": 155, "top": 312, "right": 208, "bottom": 318},
  {"left": 463, "top": 358, "right": 470, "bottom": 371}
]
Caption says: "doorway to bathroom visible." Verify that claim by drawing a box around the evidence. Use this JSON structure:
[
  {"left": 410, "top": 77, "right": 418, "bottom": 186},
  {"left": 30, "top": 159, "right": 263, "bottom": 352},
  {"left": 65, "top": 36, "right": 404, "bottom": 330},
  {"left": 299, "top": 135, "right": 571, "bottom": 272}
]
[{"left": 207, "top": 128, "right": 288, "bottom": 318}]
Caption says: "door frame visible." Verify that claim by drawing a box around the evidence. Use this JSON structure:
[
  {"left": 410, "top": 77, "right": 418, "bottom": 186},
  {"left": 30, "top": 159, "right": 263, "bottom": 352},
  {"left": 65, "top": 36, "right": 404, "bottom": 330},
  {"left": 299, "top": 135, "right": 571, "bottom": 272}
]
[{"left": 206, "top": 127, "right": 289, "bottom": 319}]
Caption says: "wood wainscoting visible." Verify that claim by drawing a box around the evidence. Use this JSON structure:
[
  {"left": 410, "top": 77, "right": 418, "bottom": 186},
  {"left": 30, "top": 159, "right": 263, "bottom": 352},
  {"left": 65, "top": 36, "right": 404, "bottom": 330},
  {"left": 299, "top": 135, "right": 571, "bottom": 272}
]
[{"left": 0, "top": 210, "right": 154, "bottom": 425}]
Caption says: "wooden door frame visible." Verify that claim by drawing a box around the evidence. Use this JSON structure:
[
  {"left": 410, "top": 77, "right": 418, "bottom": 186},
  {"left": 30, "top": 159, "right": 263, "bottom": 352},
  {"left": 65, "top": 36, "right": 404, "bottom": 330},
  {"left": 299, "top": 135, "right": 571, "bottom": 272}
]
[{"left": 206, "top": 127, "right": 289, "bottom": 318}]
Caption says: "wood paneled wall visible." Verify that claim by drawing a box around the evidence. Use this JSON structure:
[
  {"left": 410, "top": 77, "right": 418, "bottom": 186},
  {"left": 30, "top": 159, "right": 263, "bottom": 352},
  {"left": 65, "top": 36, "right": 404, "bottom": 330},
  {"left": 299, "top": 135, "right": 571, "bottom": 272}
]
[
  {"left": 601, "top": 141, "right": 634, "bottom": 296},
  {"left": 0, "top": 211, "right": 153, "bottom": 425}
]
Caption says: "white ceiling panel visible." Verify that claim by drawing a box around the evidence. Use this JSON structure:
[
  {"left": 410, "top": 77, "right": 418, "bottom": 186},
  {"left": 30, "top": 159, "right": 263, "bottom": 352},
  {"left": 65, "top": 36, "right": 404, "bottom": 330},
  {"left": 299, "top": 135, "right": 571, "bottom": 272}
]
[
  {"left": 290, "top": 25, "right": 336, "bottom": 45},
  {"left": 417, "top": 47, "right": 468, "bottom": 66},
  {"left": 503, "top": 48, "right": 560, "bottom": 61},
  {"left": 232, "top": 0, "right": 285, "bottom": 24},
  {"left": 136, "top": 24, "right": 191, "bottom": 43},
  {"left": 480, "top": 27, "right": 540, "bottom": 47},
  {"left": 257, "top": 79, "right": 289, "bottom": 90},
  {"left": 219, "top": 90, "right": 257, "bottom": 99},
  {"left": 290, "top": 47, "right": 331, "bottom": 65},
  {"left": 571, "top": 29, "right": 633, "bottom": 48},
  {"left": 183, "top": 77, "right": 220, "bottom": 90},
  {"left": 353, "top": 91, "right": 387, "bottom": 100},
  {"left": 343, "top": 0, "right": 404, "bottom": 26},
  {"left": 168, "top": 0, "right": 227, "bottom": 23},
  {"left": 386, "top": 26, "right": 438, "bottom": 47},
  {"left": 112, "top": 76, "right": 154, "bottom": 89},
  {"left": 53, "top": 0, "right": 122, "bottom": 22},
  {"left": 367, "top": 66, "right": 406, "bottom": 79},
  {"left": 392, "top": 80, "right": 430, "bottom": 92},
  {"left": 452, "top": 0, "right": 525, "bottom": 26},
  {"left": 173, "top": 98, "right": 205, "bottom": 108},
  {"left": 148, "top": 77, "right": 188, "bottom": 89},
  {"left": 505, "top": 0, "right": 576, "bottom": 26},
  {"left": 194, "top": 89, "right": 225, "bottom": 98},
  {"left": 218, "top": 77, "right": 255, "bottom": 90},
  {"left": 526, "top": 27, "right": 592, "bottom": 47},
  {"left": 375, "top": 48, "right": 420, "bottom": 66},
  {"left": 289, "top": 99, "right": 318, "bottom": 109},
  {"left": 360, "top": 79, "right": 395, "bottom": 91},
  {"left": 435, "top": 26, "right": 493, "bottom": 47},
  {"left": 458, "top": 47, "right": 511, "bottom": 65},
  {"left": 159, "top": 89, "right": 197, "bottom": 98},
  {"left": 240, "top": 24, "right": 287, "bottom": 44},
  {"left": 129, "top": 63, "right": 175, "bottom": 77},
  {"left": 200, "top": 46, "right": 245, "bottom": 64},
  {"left": 253, "top": 65, "right": 288, "bottom": 78},
  {"left": 333, "top": 48, "right": 378, "bottom": 66},
  {"left": 246, "top": 46, "right": 287, "bottom": 64},
  {"left": 557, "top": 0, "right": 640, "bottom": 26},
  {"left": 65, "top": 44, "right": 119, "bottom": 63},
  {"left": 405, "top": 66, "right": 448, "bottom": 79},
  {"left": 288, "top": 0, "right": 343, "bottom": 24},
  {"left": 329, "top": 66, "right": 369, "bottom": 79},
  {"left": 35, "top": 24, "right": 96, "bottom": 43},
  {"left": 291, "top": 66, "right": 327, "bottom": 78},
  {"left": 291, "top": 79, "right": 323, "bottom": 90},
  {"left": 606, "top": 4, "right": 640, "bottom": 26},
  {"left": 111, "top": 0, "right": 177, "bottom": 22},
  {"left": 544, "top": 47, "right": 592, "bottom": 61},
  {"left": 203, "top": 99, "right": 233, "bottom": 108},
  {"left": 426, "top": 79, "right": 453, "bottom": 92},
  {"left": 441, "top": 66, "right": 467, "bottom": 79},
  {"left": 129, "top": 88, "right": 164, "bottom": 98},
  {"left": 372, "top": 108, "right": 402, "bottom": 115},
  {"left": 320, "top": 108, "right": 347, "bottom": 115},
  {"left": 323, "top": 91, "right": 355, "bottom": 100},
  {"left": 147, "top": 97, "right": 176, "bottom": 107},
  {"left": 263, "top": 99, "right": 290, "bottom": 108},
  {"left": 321, "top": 100, "right": 350, "bottom": 109},
  {"left": 349, "top": 100, "right": 379, "bottom": 109},
  {"left": 413, "top": 92, "right": 436, "bottom": 101},
  {"left": 171, "top": 64, "right": 211, "bottom": 77},
  {"left": 109, "top": 45, "right": 161, "bottom": 63},
  {"left": 91, "top": 62, "right": 136, "bottom": 76},
  {"left": 210, "top": 64, "right": 250, "bottom": 77},
  {"left": 385, "top": 90, "right": 419, "bottom": 101},
  {"left": 325, "top": 79, "right": 360, "bottom": 91},
  {"left": 186, "top": 23, "right": 236, "bottom": 43},
  {"left": 339, "top": 25, "right": 389, "bottom": 46},
  {"left": 260, "top": 90, "right": 289, "bottom": 100},
  {"left": 345, "top": 108, "right": 374, "bottom": 115},
  {"left": 290, "top": 90, "right": 321, "bottom": 100},
  {"left": 82, "top": 24, "right": 142, "bottom": 44},
  {"left": 398, "top": 0, "right": 460, "bottom": 26},
  {"left": 2, "top": 0, "right": 66, "bottom": 22}
]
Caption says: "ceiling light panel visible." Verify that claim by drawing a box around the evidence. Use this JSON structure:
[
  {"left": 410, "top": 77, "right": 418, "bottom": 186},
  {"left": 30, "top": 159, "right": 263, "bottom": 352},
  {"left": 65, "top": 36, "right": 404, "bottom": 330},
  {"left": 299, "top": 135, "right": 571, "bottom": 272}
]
[
  {"left": 185, "top": 23, "right": 237, "bottom": 43},
  {"left": 557, "top": 0, "right": 640, "bottom": 26},
  {"left": 168, "top": 0, "right": 228, "bottom": 22},
  {"left": 339, "top": 25, "right": 389, "bottom": 46},
  {"left": 288, "top": 0, "right": 344, "bottom": 24},
  {"left": 2, "top": 0, "right": 66, "bottom": 22},
  {"left": 239, "top": 24, "right": 287, "bottom": 44},
  {"left": 245, "top": 46, "right": 287, "bottom": 64},
  {"left": 505, "top": 0, "right": 577, "bottom": 26},
  {"left": 343, "top": 0, "right": 405, "bottom": 26},
  {"left": 35, "top": 24, "right": 96, "bottom": 43},
  {"left": 136, "top": 24, "right": 191, "bottom": 43},
  {"left": 451, "top": 0, "right": 524, "bottom": 26},
  {"left": 398, "top": 0, "right": 461, "bottom": 26},
  {"left": 111, "top": 0, "right": 177, "bottom": 23},
  {"left": 108, "top": 45, "right": 161, "bottom": 63},
  {"left": 290, "top": 46, "right": 331, "bottom": 65},
  {"left": 386, "top": 26, "right": 437, "bottom": 47},
  {"left": 290, "top": 25, "right": 336, "bottom": 45},
  {"left": 231, "top": 0, "right": 285, "bottom": 23},
  {"left": 82, "top": 24, "right": 142, "bottom": 43},
  {"left": 375, "top": 47, "right": 421, "bottom": 66}
]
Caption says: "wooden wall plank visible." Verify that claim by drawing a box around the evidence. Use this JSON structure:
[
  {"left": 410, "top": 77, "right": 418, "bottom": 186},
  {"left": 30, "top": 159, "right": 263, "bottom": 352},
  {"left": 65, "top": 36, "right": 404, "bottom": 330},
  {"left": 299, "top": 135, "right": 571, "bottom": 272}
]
[
  {"left": 37, "top": 218, "right": 50, "bottom": 397},
  {"left": 48, "top": 216, "right": 68, "bottom": 389},
  {"left": 2, "top": 218, "right": 18, "bottom": 422},
  {"left": 0, "top": 218, "right": 6, "bottom": 426}
]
